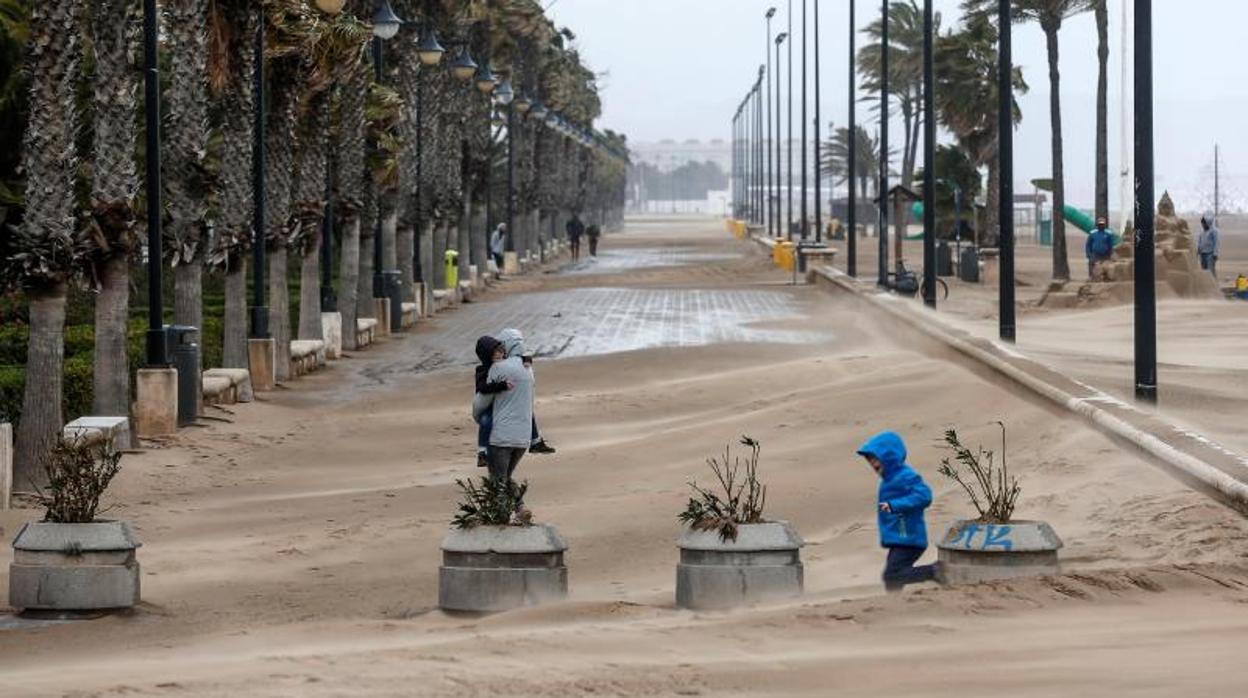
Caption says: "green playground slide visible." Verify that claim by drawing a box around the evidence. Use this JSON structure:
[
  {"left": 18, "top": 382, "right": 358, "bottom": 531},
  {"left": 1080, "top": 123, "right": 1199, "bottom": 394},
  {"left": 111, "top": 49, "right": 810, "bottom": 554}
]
[{"left": 908, "top": 201, "right": 1107, "bottom": 241}]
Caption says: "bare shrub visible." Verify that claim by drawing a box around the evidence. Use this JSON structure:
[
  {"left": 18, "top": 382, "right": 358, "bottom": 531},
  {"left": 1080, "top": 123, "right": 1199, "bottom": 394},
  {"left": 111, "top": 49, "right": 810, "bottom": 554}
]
[
  {"left": 937, "top": 423, "right": 1020, "bottom": 524},
  {"left": 38, "top": 436, "right": 122, "bottom": 524},
  {"left": 678, "top": 436, "right": 767, "bottom": 542}
]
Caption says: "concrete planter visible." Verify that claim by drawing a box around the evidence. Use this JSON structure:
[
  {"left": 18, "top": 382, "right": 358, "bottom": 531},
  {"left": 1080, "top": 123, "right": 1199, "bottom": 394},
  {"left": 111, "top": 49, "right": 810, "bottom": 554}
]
[
  {"left": 9, "top": 520, "right": 141, "bottom": 611},
  {"left": 439, "top": 524, "right": 568, "bottom": 612},
  {"left": 937, "top": 520, "right": 1063, "bottom": 585},
  {"left": 676, "top": 521, "right": 804, "bottom": 610}
]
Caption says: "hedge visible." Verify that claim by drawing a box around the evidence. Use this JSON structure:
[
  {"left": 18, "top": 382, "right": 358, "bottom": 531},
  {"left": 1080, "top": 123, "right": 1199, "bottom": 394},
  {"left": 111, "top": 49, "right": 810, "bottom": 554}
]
[{"left": 0, "top": 357, "right": 94, "bottom": 428}]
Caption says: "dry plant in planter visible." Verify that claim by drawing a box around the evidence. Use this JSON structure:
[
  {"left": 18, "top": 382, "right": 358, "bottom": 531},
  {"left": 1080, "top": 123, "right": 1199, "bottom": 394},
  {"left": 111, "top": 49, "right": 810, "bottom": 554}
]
[
  {"left": 679, "top": 436, "right": 768, "bottom": 542},
  {"left": 451, "top": 477, "right": 530, "bottom": 529},
  {"left": 39, "top": 436, "right": 123, "bottom": 523},
  {"left": 937, "top": 423, "right": 1020, "bottom": 524}
]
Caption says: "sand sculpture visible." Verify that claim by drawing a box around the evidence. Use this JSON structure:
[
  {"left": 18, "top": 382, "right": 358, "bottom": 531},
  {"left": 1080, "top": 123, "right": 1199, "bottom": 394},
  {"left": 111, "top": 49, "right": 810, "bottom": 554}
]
[{"left": 1042, "top": 192, "right": 1222, "bottom": 308}]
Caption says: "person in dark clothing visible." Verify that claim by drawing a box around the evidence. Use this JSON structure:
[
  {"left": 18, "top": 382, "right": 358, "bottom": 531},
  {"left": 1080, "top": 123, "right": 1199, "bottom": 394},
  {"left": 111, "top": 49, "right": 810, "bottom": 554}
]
[
  {"left": 586, "top": 223, "right": 601, "bottom": 257},
  {"left": 472, "top": 335, "right": 554, "bottom": 469},
  {"left": 1085, "top": 216, "right": 1115, "bottom": 279},
  {"left": 857, "top": 431, "right": 940, "bottom": 592},
  {"left": 567, "top": 214, "right": 586, "bottom": 261}
]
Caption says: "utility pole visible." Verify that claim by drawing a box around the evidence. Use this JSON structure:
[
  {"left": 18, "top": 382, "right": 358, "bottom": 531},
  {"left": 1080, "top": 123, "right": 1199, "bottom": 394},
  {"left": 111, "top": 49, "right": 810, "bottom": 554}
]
[
  {"left": 848, "top": 0, "right": 857, "bottom": 277},
  {"left": 878, "top": 0, "right": 890, "bottom": 286},
  {"left": 814, "top": 0, "right": 823, "bottom": 245},
  {"left": 921, "top": 0, "right": 935, "bottom": 308}
]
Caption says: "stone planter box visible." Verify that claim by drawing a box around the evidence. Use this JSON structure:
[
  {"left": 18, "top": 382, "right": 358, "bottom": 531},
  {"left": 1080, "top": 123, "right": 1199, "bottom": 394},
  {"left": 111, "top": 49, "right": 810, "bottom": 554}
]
[
  {"left": 676, "top": 521, "right": 804, "bottom": 610},
  {"left": 9, "top": 520, "right": 141, "bottom": 611},
  {"left": 439, "top": 524, "right": 568, "bottom": 612},
  {"left": 937, "top": 520, "right": 1063, "bottom": 585}
]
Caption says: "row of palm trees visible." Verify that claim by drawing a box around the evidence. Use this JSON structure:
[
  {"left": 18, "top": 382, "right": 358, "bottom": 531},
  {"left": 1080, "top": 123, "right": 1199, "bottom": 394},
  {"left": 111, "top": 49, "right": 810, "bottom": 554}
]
[
  {"left": 820, "top": 0, "right": 1111, "bottom": 281},
  {"left": 0, "top": 0, "right": 629, "bottom": 488}
]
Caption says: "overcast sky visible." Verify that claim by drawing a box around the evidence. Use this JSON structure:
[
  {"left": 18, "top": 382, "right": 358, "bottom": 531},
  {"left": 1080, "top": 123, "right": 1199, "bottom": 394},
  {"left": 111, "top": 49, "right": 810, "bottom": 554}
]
[{"left": 548, "top": 0, "right": 1247, "bottom": 214}]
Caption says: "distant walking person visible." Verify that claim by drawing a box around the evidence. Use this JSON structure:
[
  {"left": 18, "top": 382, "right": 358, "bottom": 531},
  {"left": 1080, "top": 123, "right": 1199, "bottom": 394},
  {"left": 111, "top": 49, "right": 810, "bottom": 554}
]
[
  {"left": 490, "top": 223, "right": 507, "bottom": 271},
  {"left": 1085, "top": 216, "right": 1115, "bottom": 279},
  {"left": 567, "top": 214, "right": 585, "bottom": 261},
  {"left": 586, "top": 222, "right": 602, "bottom": 257},
  {"left": 1198, "top": 214, "right": 1220, "bottom": 279}
]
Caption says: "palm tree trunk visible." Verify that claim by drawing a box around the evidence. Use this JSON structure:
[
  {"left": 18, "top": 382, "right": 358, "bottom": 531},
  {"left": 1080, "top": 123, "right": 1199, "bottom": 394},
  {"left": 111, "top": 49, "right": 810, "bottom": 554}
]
[
  {"left": 174, "top": 263, "right": 203, "bottom": 333},
  {"left": 433, "top": 222, "right": 447, "bottom": 289},
  {"left": 985, "top": 156, "right": 1001, "bottom": 247},
  {"left": 298, "top": 246, "right": 321, "bottom": 340},
  {"left": 223, "top": 253, "right": 248, "bottom": 368},
  {"left": 92, "top": 255, "right": 130, "bottom": 418},
  {"left": 1094, "top": 1, "right": 1110, "bottom": 222},
  {"left": 397, "top": 224, "right": 415, "bottom": 303},
  {"left": 339, "top": 216, "right": 361, "bottom": 350},
  {"left": 269, "top": 247, "right": 291, "bottom": 381},
  {"left": 1044, "top": 24, "right": 1071, "bottom": 281},
  {"left": 357, "top": 231, "right": 375, "bottom": 318},
  {"left": 14, "top": 284, "right": 66, "bottom": 491}
]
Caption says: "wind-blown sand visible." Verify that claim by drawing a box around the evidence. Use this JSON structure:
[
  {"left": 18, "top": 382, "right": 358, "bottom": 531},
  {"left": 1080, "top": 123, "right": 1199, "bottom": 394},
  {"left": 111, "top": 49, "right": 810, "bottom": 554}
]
[{"left": 1, "top": 218, "right": 1247, "bottom": 696}]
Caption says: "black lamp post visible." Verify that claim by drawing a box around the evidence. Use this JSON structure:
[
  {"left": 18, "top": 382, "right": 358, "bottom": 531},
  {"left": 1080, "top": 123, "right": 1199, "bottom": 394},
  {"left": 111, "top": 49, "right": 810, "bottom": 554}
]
[
  {"left": 878, "top": 0, "right": 890, "bottom": 286},
  {"left": 786, "top": 0, "right": 794, "bottom": 240},
  {"left": 371, "top": 0, "right": 401, "bottom": 300},
  {"left": 1134, "top": 0, "right": 1157, "bottom": 401},
  {"left": 848, "top": 0, "right": 857, "bottom": 277},
  {"left": 775, "top": 32, "right": 787, "bottom": 238},
  {"left": 997, "top": 0, "right": 1015, "bottom": 341},
  {"left": 756, "top": 68, "right": 765, "bottom": 224},
  {"left": 798, "top": 0, "right": 808, "bottom": 244},
  {"left": 500, "top": 75, "right": 516, "bottom": 252},
  {"left": 921, "top": 0, "right": 935, "bottom": 308},
  {"left": 316, "top": 0, "right": 346, "bottom": 314},
  {"left": 814, "top": 0, "right": 822, "bottom": 245},
  {"left": 142, "top": 0, "right": 169, "bottom": 364},
  {"left": 250, "top": 6, "right": 269, "bottom": 340},
  {"left": 411, "top": 11, "right": 446, "bottom": 289},
  {"left": 766, "top": 8, "right": 776, "bottom": 238}
]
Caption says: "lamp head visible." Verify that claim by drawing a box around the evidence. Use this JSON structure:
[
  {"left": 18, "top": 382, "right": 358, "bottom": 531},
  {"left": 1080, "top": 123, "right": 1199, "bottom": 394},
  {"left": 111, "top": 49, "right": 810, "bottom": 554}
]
[
  {"left": 776, "top": 32, "right": 788, "bottom": 44},
  {"left": 450, "top": 45, "right": 478, "bottom": 82},
  {"left": 415, "top": 25, "right": 445, "bottom": 66},
  {"left": 315, "top": 0, "right": 346, "bottom": 15},
  {"left": 372, "top": 1, "right": 402, "bottom": 41},
  {"left": 766, "top": 7, "right": 776, "bottom": 19},
  {"left": 474, "top": 63, "right": 497, "bottom": 94}
]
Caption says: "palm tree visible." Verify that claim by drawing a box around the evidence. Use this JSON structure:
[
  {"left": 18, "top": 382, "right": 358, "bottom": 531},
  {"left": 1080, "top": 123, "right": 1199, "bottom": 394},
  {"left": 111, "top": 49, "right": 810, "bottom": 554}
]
[
  {"left": 1093, "top": 0, "right": 1108, "bottom": 223},
  {"left": 935, "top": 10, "right": 1027, "bottom": 245},
  {"left": 164, "top": 0, "right": 212, "bottom": 370},
  {"left": 207, "top": 1, "right": 255, "bottom": 369},
  {"left": 10, "top": 0, "right": 81, "bottom": 488},
  {"left": 969, "top": 0, "right": 1093, "bottom": 280},
  {"left": 821, "top": 124, "right": 885, "bottom": 209},
  {"left": 336, "top": 60, "right": 370, "bottom": 350},
  {"left": 85, "top": 0, "right": 140, "bottom": 423}
]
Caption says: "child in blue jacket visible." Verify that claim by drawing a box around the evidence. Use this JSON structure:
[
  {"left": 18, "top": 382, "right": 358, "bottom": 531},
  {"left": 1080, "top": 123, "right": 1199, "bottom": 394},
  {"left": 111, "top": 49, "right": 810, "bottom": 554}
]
[{"left": 857, "top": 431, "right": 940, "bottom": 591}]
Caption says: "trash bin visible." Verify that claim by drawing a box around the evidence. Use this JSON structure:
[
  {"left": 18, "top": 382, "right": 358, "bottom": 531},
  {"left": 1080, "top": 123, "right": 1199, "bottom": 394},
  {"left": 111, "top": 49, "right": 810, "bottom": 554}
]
[
  {"left": 936, "top": 241, "right": 953, "bottom": 277},
  {"left": 959, "top": 246, "right": 980, "bottom": 283},
  {"left": 382, "top": 270, "right": 403, "bottom": 333},
  {"left": 1038, "top": 219, "right": 1053, "bottom": 246},
  {"left": 444, "top": 250, "right": 459, "bottom": 291},
  {"left": 168, "top": 325, "right": 200, "bottom": 427}
]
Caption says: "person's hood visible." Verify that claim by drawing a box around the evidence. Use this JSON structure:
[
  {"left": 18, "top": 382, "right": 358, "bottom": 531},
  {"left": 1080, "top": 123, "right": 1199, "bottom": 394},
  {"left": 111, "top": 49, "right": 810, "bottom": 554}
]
[
  {"left": 857, "top": 431, "right": 908, "bottom": 477},
  {"left": 498, "top": 328, "right": 529, "bottom": 358},
  {"left": 475, "top": 336, "right": 501, "bottom": 365}
]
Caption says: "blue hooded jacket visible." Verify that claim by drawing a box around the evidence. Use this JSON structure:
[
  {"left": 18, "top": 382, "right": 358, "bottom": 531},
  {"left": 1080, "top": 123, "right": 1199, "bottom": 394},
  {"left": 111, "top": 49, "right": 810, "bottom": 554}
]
[{"left": 858, "top": 431, "right": 932, "bottom": 549}]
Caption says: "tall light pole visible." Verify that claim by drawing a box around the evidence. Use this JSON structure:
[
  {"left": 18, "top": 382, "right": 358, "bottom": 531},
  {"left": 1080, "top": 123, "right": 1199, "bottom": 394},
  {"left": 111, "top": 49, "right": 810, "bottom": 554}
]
[
  {"left": 786, "top": 0, "right": 794, "bottom": 240},
  {"left": 921, "top": 0, "right": 935, "bottom": 308},
  {"left": 813, "top": 0, "right": 822, "bottom": 245},
  {"left": 800, "top": 0, "right": 808, "bottom": 246},
  {"left": 316, "top": 0, "right": 346, "bottom": 314},
  {"left": 997, "top": 0, "right": 1015, "bottom": 341},
  {"left": 250, "top": 6, "right": 268, "bottom": 340},
  {"left": 878, "top": 0, "right": 890, "bottom": 286},
  {"left": 757, "top": 68, "right": 765, "bottom": 224},
  {"left": 775, "top": 32, "right": 787, "bottom": 238},
  {"left": 142, "top": 0, "right": 169, "bottom": 364},
  {"left": 1134, "top": 0, "right": 1156, "bottom": 401},
  {"left": 766, "top": 8, "right": 776, "bottom": 237},
  {"left": 848, "top": 0, "right": 857, "bottom": 277}
]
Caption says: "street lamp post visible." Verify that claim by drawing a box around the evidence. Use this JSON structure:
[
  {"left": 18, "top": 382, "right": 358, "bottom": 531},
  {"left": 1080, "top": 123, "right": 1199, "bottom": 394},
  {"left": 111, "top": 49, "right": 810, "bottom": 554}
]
[
  {"left": 316, "top": 0, "right": 345, "bottom": 314},
  {"left": 142, "top": 0, "right": 168, "bottom": 364},
  {"left": 786, "top": 0, "right": 794, "bottom": 240},
  {"left": 997, "top": 0, "right": 1016, "bottom": 341},
  {"left": 848, "top": 0, "right": 857, "bottom": 277},
  {"left": 814, "top": 0, "right": 822, "bottom": 245},
  {"left": 250, "top": 7, "right": 269, "bottom": 340},
  {"left": 878, "top": 0, "right": 890, "bottom": 286},
  {"left": 501, "top": 76, "right": 516, "bottom": 252},
  {"left": 775, "top": 32, "right": 787, "bottom": 239},
  {"left": 370, "top": 1, "right": 401, "bottom": 303},
  {"left": 766, "top": 8, "right": 776, "bottom": 238},
  {"left": 1134, "top": 0, "right": 1157, "bottom": 401},
  {"left": 800, "top": 0, "right": 808, "bottom": 247},
  {"left": 921, "top": 0, "right": 936, "bottom": 308}
]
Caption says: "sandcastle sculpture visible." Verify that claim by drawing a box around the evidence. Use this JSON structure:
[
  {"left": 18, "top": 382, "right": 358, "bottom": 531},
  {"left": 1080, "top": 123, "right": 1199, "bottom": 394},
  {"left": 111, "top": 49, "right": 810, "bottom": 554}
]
[{"left": 1042, "top": 192, "right": 1222, "bottom": 308}]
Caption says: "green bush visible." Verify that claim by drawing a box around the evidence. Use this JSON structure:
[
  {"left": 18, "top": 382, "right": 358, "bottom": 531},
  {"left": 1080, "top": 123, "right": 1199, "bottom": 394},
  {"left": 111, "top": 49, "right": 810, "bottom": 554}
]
[
  {"left": 0, "top": 364, "right": 22, "bottom": 425},
  {"left": 0, "top": 358, "right": 92, "bottom": 428}
]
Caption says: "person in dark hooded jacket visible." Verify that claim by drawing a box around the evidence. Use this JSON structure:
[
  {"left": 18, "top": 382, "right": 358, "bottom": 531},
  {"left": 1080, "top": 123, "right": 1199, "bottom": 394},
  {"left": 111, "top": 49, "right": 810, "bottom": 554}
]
[
  {"left": 472, "top": 335, "right": 555, "bottom": 469},
  {"left": 857, "top": 431, "right": 940, "bottom": 591}
]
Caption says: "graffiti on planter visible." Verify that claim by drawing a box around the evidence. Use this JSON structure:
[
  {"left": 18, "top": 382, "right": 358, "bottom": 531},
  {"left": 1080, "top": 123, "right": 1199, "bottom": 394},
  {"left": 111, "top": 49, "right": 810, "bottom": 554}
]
[{"left": 947, "top": 523, "right": 1014, "bottom": 551}]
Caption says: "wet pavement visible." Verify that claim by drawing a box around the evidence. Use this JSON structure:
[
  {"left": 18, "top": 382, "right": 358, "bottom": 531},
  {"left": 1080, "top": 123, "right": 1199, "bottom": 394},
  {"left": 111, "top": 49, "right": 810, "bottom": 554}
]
[{"left": 557, "top": 247, "right": 741, "bottom": 275}]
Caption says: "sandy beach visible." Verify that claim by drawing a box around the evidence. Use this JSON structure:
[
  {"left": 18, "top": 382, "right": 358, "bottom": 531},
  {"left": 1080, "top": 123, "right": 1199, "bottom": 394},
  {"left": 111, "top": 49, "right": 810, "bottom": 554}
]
[{"left": 2, "top": 217, "right": 1247, "bottom": 697}]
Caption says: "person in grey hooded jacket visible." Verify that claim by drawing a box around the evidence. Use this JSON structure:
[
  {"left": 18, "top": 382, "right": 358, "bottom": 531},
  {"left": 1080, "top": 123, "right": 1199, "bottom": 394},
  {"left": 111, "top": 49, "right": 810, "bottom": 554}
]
[{"left": 473, "top": 329, "right": 535, "bottom": 489}]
